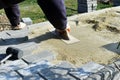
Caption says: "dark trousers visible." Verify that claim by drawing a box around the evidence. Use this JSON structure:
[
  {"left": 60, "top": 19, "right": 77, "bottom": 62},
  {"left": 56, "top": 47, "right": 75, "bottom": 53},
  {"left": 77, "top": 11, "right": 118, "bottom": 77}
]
[
  {"left": 4, "top": 0, "right": 67, "bottom": 30},
  {"left": 4, "top": 4, "right": 20, "bottom": 27},
  {"left": 37, "top": 0, "right": 67, "bottom": 30}
]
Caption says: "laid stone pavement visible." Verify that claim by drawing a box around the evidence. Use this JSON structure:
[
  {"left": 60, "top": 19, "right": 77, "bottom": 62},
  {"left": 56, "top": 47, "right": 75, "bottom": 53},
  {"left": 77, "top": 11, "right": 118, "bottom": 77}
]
[{"left": 0, "top": 6, "right": 120, "bottom": 80}]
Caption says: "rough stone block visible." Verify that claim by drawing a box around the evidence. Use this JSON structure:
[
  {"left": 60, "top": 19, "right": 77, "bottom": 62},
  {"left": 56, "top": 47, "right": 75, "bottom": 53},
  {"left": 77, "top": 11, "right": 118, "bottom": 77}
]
[
  {"left": 0, "top": 70, "right": 22, "bottom": 80},
  {"left": 22, "top": 17, "right": 33, "bottom": 25},
  {"left": 22, "top": 50, "right": 56, "bottom": 63},
  {"left": 0, "top": 60, "right": 28, "bottom": 71},
  {"left": 23, "top": 74, "right": 44, "bottom": 80},
  {"left": 39, "top": 69, "right": 76, "bottom": 80},
  {"left": 0, "top": 31, "right": 18, "bottom": 45},
  {"left": 11, "top": 42, "right": 38, "bottom": 56},
  {"left": 55, "top": 61, "right": 76, "bottom": 69},
  {"left": 85, "top": 62, "right": 120, "bottom": 80},
  {"left": 17, "top": 60, "right": 52, "bottom": 76},
  {"left": 6, "top": 28, "right": 28, "bottom": 43},
  {"left": 69, "top": 62, "right": 104, "bottom": 79},
  {"left": 39, "top": 61, "right": 76, "bottom": 80}
]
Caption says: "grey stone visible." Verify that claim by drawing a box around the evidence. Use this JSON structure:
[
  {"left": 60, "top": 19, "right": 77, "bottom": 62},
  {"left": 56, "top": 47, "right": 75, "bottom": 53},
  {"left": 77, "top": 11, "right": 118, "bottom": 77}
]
[
  {"left": 85, "top": 62, "right": 120, "bottom": 80},
  {"left": 23, "top": 74, "right": 44, "bottom": 80},
  {"left": 112, "top": 60, "right": 120, "bottom": 70},
  {"left": 0, "top": 70, "right": 22, "bottom": 80},
  {"left": 0, "top": 46, "right": 10, "bottom": 54},
  {"left": 17, "top": 60, "right": 52, "bottom": 76},
  {"left": 69, "top": 62, "right": 104, "bottom": 79},
  {"left": 85, "top": 74, "right": 102, "bottom": 80},
  {"left": 38, "top": 61, "right": 76, "bottom": 80},
  {"left": 22, "top": 50, "right": 56, "bottom": 63},
  {"left": 5, "top": 28, "right": 28, "bottom": 43},
  {"left": 22, "top": 17, "right": 33, "bottom": 25},
  {"left": 12, "top": 42, "right": 38, "bottom": 56},
  {"left": 0, "top": 31, "right": 18, "bottom": 45},
  {"left": 55, "top": 61, "right": 76, "bottom": 69},
  {"left": 39, "top": 67, "right": 76, "bottom": 80},
  {"left": 112, "top": 72, "right": 120, "bottom": 80},
  {"left": 0, "top": 60, "right": 28, "bottom": 71}
]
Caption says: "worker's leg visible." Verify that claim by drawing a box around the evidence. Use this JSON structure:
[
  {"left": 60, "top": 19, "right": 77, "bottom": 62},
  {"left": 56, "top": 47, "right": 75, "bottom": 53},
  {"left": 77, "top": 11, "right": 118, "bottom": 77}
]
[
  {"left": 4, "top": 4, "right": 20, "bottom": 27},
  {"left": 4, "top": 4, "right": 26, "bottom": 30},
  {"left": 37, "top": 0, "right": 67, "bottom": 30}
]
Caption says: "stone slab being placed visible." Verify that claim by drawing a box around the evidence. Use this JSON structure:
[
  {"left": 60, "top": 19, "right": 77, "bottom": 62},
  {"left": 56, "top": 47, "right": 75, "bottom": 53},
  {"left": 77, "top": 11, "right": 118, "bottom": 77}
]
[{"left": 49, "top": 28, "right": 80, "bottom": 44}]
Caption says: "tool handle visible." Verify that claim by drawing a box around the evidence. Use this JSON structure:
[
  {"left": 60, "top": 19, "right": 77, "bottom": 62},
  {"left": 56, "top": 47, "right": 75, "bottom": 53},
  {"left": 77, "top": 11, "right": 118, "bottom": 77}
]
[{"left": 0, "top": 54, "right": 12, "bottom": 64}]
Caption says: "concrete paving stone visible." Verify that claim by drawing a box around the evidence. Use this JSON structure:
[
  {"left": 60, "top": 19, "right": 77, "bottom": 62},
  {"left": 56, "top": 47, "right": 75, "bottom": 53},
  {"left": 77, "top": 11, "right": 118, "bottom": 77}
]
[
  {"left": 39, "top": 68, "right": 76, "bottom": 80},
  {"left": 113, "top": 60, "right": 120, "bottom": 70},
  {"left": 21, "top": 17, "right": 33, "bottom": 25},
  {"left": 69, "top": 62, "right": 104, "bottom": 80},
  {"left": 12, "top": 42, "right": 39, "bottom": 56},
  {"left": 0, "top": 41, "right": 38, "bottom": 56},
  {"left": 28, "top": 21, "right": 51, "bottom": 31},
  {"left": 0, "top": 70, "right": 22, "bottom": 80},
  {"left": 5, "top": 28, "right": 28, "bottom": 43},
  {"left": 84, "top": 74, "right": 103, "bottom": 80},
  {"left": 0, "top": 60, "right": 28, "bottom": 71},
  {"left": 38, "top": 62, "right": 76, "bottom": 80},
  {"left": 22, "top": 50, "right": 56, "bottom": 63},
  {"left": 85, "top": 69, "right": 120, "bottom": 80},
  {"left": 0, "top": 31, "right": 9, "bottom": 39},
  {"left": 55, "top": 61, "right": 76, "bottom": 69},
  {"left": 85, "top": 62, "right": 120, "bottom": 80},
  {"left": 112, "top": 72, "right": 120, "bottom": 80},
  {"left": 0, "top": 31, "right": 18, "bottom": 45},
  {"left": 22, "top": 74, "right": 44, "bottom": 80},
  {"left": 17, "top": 60, "right": 52, "bottom": 76},
  {"left": 0, "top": 38, "right": 5, "bottom": 45}
]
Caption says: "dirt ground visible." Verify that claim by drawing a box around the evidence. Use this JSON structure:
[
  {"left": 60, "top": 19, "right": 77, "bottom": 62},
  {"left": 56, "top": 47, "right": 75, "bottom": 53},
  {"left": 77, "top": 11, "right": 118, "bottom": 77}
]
[{"left": 1, "top": 7, "right": 120, "bottom": 67}]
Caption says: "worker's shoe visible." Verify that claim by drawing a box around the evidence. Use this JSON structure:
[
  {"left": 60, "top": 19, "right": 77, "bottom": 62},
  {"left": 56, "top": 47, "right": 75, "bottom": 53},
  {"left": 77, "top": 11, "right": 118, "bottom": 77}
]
[
  {"left": 12, "top": 22, "right": 26, "bottom": 30},
  {"left": 55, "top": 25, "right": 70, "bottom": 40}
]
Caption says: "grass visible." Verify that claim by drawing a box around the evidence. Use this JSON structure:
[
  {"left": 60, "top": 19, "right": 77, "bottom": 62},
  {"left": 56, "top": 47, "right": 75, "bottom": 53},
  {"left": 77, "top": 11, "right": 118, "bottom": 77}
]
[
  {"left": 0, "top": 0, "right": 113, "bottom": 23},
  {"left": 19, "top": 0, "right": 78, "bottom": 23}
]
